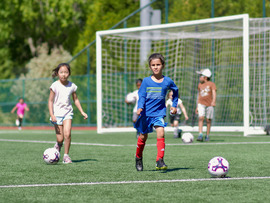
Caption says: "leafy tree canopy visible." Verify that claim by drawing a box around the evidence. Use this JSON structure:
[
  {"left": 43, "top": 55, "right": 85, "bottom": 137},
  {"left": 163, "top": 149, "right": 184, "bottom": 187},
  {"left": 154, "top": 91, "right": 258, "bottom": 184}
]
[
  {"left": 0, "top": 0, "right": 90, "bottom": 79},
  {"left": 0, "top": 0, "right": 269, "bottom": 78}
]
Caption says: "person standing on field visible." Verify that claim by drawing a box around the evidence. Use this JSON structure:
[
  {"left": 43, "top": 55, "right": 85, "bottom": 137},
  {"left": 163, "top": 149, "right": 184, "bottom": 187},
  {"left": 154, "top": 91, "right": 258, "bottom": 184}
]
[
  {"left": 48, "top": 63, "right": 88, "bottom": 164},
  {"left": 195, "top": 69, "right": 216, "bottom": 142},
  {"left": 11, "top": 98, "right": 29, "bottom": 130},
  {"left": 134, "top": 53, "right": 179, "bottom": 171},
  {"left": 166, "top": 90, "right": 189, "bottom": 138}
]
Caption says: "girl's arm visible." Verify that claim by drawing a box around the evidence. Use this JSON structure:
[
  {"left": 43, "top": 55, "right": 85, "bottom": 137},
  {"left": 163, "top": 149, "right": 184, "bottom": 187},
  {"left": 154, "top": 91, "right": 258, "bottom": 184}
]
[
  {"left": 72, "top": 92, "right": 88, "bottom": 119},
  {"left": 25, "top": 105, "right": 29, "bottom": 112},
  {"left": 11, "top": 105, "right": 17, "bottom": 113},
  {"left": 48, "top": 89, "right": 57, "bottom": 122},
  {"left": 179, "top": 103, "right": 189, "bottom": 120}
]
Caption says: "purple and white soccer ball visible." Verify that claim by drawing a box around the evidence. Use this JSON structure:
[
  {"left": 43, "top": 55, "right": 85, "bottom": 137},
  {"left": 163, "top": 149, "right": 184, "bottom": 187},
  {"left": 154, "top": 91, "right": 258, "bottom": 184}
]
[
  {"left": 43, "top": 148, "right": 60, "bottom": 165},
  {"left": 181, "top": 132, "right": 194, "bottom": 144},
  {"left": 208, "top": 156, "right": 229, "bottom": 178}
]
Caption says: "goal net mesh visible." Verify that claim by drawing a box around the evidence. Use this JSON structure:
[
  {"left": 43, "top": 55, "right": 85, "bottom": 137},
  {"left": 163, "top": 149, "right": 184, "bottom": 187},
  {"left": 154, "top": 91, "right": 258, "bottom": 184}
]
[
  {"left": 98, "top": 16, "right": 270, "bottom": 133},
  {"left": 249, "top": 18, "right": 270, "bottom": 129}
]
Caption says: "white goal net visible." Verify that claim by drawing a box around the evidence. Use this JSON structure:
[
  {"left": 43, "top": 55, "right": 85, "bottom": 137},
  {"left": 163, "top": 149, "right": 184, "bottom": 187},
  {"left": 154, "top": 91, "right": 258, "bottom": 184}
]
[{"left": 96, "top": 14, "right": 270, "bottom": 136}]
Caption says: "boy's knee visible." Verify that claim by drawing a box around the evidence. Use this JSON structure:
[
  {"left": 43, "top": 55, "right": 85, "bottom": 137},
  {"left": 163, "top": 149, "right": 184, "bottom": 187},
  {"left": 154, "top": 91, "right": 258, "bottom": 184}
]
[
  {"left": 199, "top": 117, "right": 204, "bottom": 122},
  {"left": 140, "top": 134, "right": 148, "bottom": 141}
]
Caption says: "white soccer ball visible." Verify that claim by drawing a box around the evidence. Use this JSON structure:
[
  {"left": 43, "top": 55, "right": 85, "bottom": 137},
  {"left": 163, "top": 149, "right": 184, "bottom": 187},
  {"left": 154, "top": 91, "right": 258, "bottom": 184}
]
[
  {"left": 126, "top": 92, "right": 136, "bottom": 103},
  {"left": 181, "top": 132, "right": 194, "bottom": 144},
  {"left": 43, "top": 148, "right": 60, "bottom": 164},
  {"left": 208, "top": 156, "right": 229, "bottom": 178}
]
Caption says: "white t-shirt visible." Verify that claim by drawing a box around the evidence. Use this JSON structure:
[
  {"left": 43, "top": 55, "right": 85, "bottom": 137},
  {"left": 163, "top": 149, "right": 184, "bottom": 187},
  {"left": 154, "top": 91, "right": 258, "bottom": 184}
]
[
  {"left": 166, "top": 98, "right": 182, "bottom": 115},
  {"left": 50, "top": 80, "right": 77, "bottom": 117}
]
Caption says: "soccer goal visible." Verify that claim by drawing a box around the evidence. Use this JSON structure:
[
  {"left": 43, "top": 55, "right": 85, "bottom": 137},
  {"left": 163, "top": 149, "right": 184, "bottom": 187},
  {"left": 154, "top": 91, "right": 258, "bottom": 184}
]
[{"left": 96, "top": 14, "right": 270, "bottom": 136}]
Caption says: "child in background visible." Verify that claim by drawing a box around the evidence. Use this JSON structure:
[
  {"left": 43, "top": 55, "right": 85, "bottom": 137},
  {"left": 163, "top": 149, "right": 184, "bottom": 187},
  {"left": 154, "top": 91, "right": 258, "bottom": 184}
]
[
  {"left": 166, "top": 90, "right": 189, "bottom": 138},
  {"left": 48, "top": 63, "right": 88, "bottom": 164},
  {"left": 11, "top": 98, "right": 29, "bottom": 130},
  {"left": 195, "top": 68, "right": 216, "bottom": 142},
  {"left": 125, "top": 78, "right": 143, "bottom": 138},
  {"left": 134, "top": 53, "right": 178, "bottom": 171}
]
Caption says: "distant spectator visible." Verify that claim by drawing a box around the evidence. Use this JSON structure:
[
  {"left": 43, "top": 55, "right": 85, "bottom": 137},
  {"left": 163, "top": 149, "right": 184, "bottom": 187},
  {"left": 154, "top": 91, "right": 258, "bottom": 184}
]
[
  {"left": 125, "top": 78, "right": 143, "bottom": 138},
  {"left": 11, "top": 98, "right": 29, "bottom": 130}
]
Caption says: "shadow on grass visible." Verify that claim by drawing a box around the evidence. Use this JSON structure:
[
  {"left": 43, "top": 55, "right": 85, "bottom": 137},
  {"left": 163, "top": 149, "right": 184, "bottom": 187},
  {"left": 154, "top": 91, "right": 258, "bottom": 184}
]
[
  {"left": 147, "top": 167, "right": 192, "bottom": 173},
  {"left": 160, "top": 167, "right": 193, "bottom": 173},
  {"left": 72, "top": 159, "right": 98, "bottom": 163},
  {"left": 207, "top": 139, "right": 225, "bottom": 142},
  {"left": 210, "top": 176, "right": 231, "bottom": 179},
  {"left": 165, "top": 167, "right": 192, "bottom": 172}
]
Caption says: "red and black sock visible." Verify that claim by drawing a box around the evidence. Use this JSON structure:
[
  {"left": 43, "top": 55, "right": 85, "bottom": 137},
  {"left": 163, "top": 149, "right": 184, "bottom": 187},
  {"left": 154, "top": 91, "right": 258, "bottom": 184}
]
[{"left": 136, "top": 137, "right": 145, "bottom": 158}]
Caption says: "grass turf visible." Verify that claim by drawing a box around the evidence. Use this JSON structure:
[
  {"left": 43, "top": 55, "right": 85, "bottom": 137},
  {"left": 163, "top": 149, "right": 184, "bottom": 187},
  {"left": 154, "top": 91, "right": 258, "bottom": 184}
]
[{"left": 1, "top": 129, "right": 270, "bottom": 202}]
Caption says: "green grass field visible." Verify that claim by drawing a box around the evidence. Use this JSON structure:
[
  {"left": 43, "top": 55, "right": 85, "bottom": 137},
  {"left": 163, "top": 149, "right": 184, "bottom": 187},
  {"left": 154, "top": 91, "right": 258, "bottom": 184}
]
[{"left": 1, "top": 129, "right": 270, "bottom": 202}]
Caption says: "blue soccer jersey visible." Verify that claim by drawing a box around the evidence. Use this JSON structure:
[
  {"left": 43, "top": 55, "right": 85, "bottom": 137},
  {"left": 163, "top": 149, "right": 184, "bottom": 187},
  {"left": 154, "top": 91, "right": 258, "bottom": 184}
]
[{"left": 137, "top": 76, "right": 178, "bottom": 117}]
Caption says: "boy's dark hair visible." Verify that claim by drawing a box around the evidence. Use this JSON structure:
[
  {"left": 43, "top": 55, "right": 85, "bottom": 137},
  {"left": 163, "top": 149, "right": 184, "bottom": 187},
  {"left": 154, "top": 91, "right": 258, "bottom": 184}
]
[
  {"left": 148, "top": 53, "right": 165, "bottom": 67},
  {"left": 52, "top": 63, "right": 71, "bottom": 78},
  {"left": 136, "top": 78, "right": 143, "bottom": 84}
]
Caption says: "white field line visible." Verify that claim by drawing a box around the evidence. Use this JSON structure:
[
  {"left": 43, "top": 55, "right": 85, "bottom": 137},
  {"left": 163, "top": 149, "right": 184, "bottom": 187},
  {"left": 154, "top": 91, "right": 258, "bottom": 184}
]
[
  {"left": 1, "top": 139, "right": 270, "bottom": 147},
  {"left": 1, "top": 176, "right": 270, "bottom": 188}
]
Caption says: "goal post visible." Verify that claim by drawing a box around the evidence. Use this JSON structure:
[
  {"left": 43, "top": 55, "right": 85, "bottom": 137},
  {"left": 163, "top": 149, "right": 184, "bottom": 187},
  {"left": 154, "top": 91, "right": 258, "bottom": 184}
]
[
  {"left": 96, "top": 14, "right": 266, "bottom": 135},
  {"left": 243, "top": 15, "right": 250, "bottom": 136}
]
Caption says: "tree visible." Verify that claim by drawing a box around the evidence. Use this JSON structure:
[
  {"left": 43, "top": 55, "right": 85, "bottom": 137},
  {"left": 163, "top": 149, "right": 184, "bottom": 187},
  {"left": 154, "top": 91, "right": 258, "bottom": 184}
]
[
  {"left": 11, "top": 43, "right": 72, "bottom": 103},
  {"left": 0, "top": 0, "right": 91, "bottom": 79},
  {"left": 7, "top": 44, "right": 72, "bottom": 125},
  {"left": 168, "top": 0, "right": 270, "bottom": 23},
  {"left": 71, "top": 0, "right": 140, "bottom": 75}
]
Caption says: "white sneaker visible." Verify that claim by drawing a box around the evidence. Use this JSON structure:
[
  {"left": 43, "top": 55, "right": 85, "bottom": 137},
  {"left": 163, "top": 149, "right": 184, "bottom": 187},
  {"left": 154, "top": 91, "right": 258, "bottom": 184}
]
[
  {"left": 63, "top": 155, "right": 72, "bottom": 164},
  {"left": 18, "top": 127, "right": 22, "bottom": 130}
]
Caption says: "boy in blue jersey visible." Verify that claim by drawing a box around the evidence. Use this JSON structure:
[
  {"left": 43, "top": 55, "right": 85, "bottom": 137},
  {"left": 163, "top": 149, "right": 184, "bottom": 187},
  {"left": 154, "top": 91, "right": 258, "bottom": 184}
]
[{"left": 134, "top": 53, "right": 178, "bottom": 171}]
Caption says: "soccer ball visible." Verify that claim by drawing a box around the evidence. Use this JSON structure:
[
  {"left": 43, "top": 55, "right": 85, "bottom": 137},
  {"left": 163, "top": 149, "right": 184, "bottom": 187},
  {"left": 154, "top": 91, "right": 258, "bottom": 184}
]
[
  {"left": 208, "top": 156, "right": 229, "bottom": 178},
  {"left": 181, "top": 132, "right": 194, "bottom": 143},
  {"left": 126, "top": 92, "right": 136, "bottom": 103},
  {"left": 43, "top": 148, "right": 60, "bottom": 164}
]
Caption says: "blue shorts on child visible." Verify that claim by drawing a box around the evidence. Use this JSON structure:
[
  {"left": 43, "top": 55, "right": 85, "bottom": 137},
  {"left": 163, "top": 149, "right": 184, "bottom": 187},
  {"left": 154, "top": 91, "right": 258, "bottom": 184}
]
[{"left": 134, "top": 115, "right": 167, "bottom": 134}]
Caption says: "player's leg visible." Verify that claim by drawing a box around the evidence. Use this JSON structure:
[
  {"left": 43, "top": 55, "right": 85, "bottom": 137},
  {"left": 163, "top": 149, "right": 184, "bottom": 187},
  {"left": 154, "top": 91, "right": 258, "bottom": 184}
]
[
  {"left": 155, "top": 126, "right": 167, "bottom": 170},
  {"left": 206, "top": 119, "right": 212, "bottom": 141},
  {"left": 134, "top": 115, "right": 153, "bottom": 171},
  {"left": 18, "top": 115, "right": 23, "bottom": 130},
  {"left": 53, "top": 124, "right": 64, "bottom": 152},
  {"left": 197, "top": 104, "right": 205, "bottom": 141},
  {"left": 62, "top": 119, "right": 72, "bottom": 163},
  {"left": 135, "top": 133, "right": 147, "bottom": 171},
  {"left": 173, "top": 119, "right": 181, "bottom": 138},
  {"left": 205, "top": 106, "right": 214, "bottom": 141},
  {"left": 136, "top": 133, "right": 148, "bottom": 158},
  {"left": 198, "top": 117, "right": 204, "bottom": 133}
]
